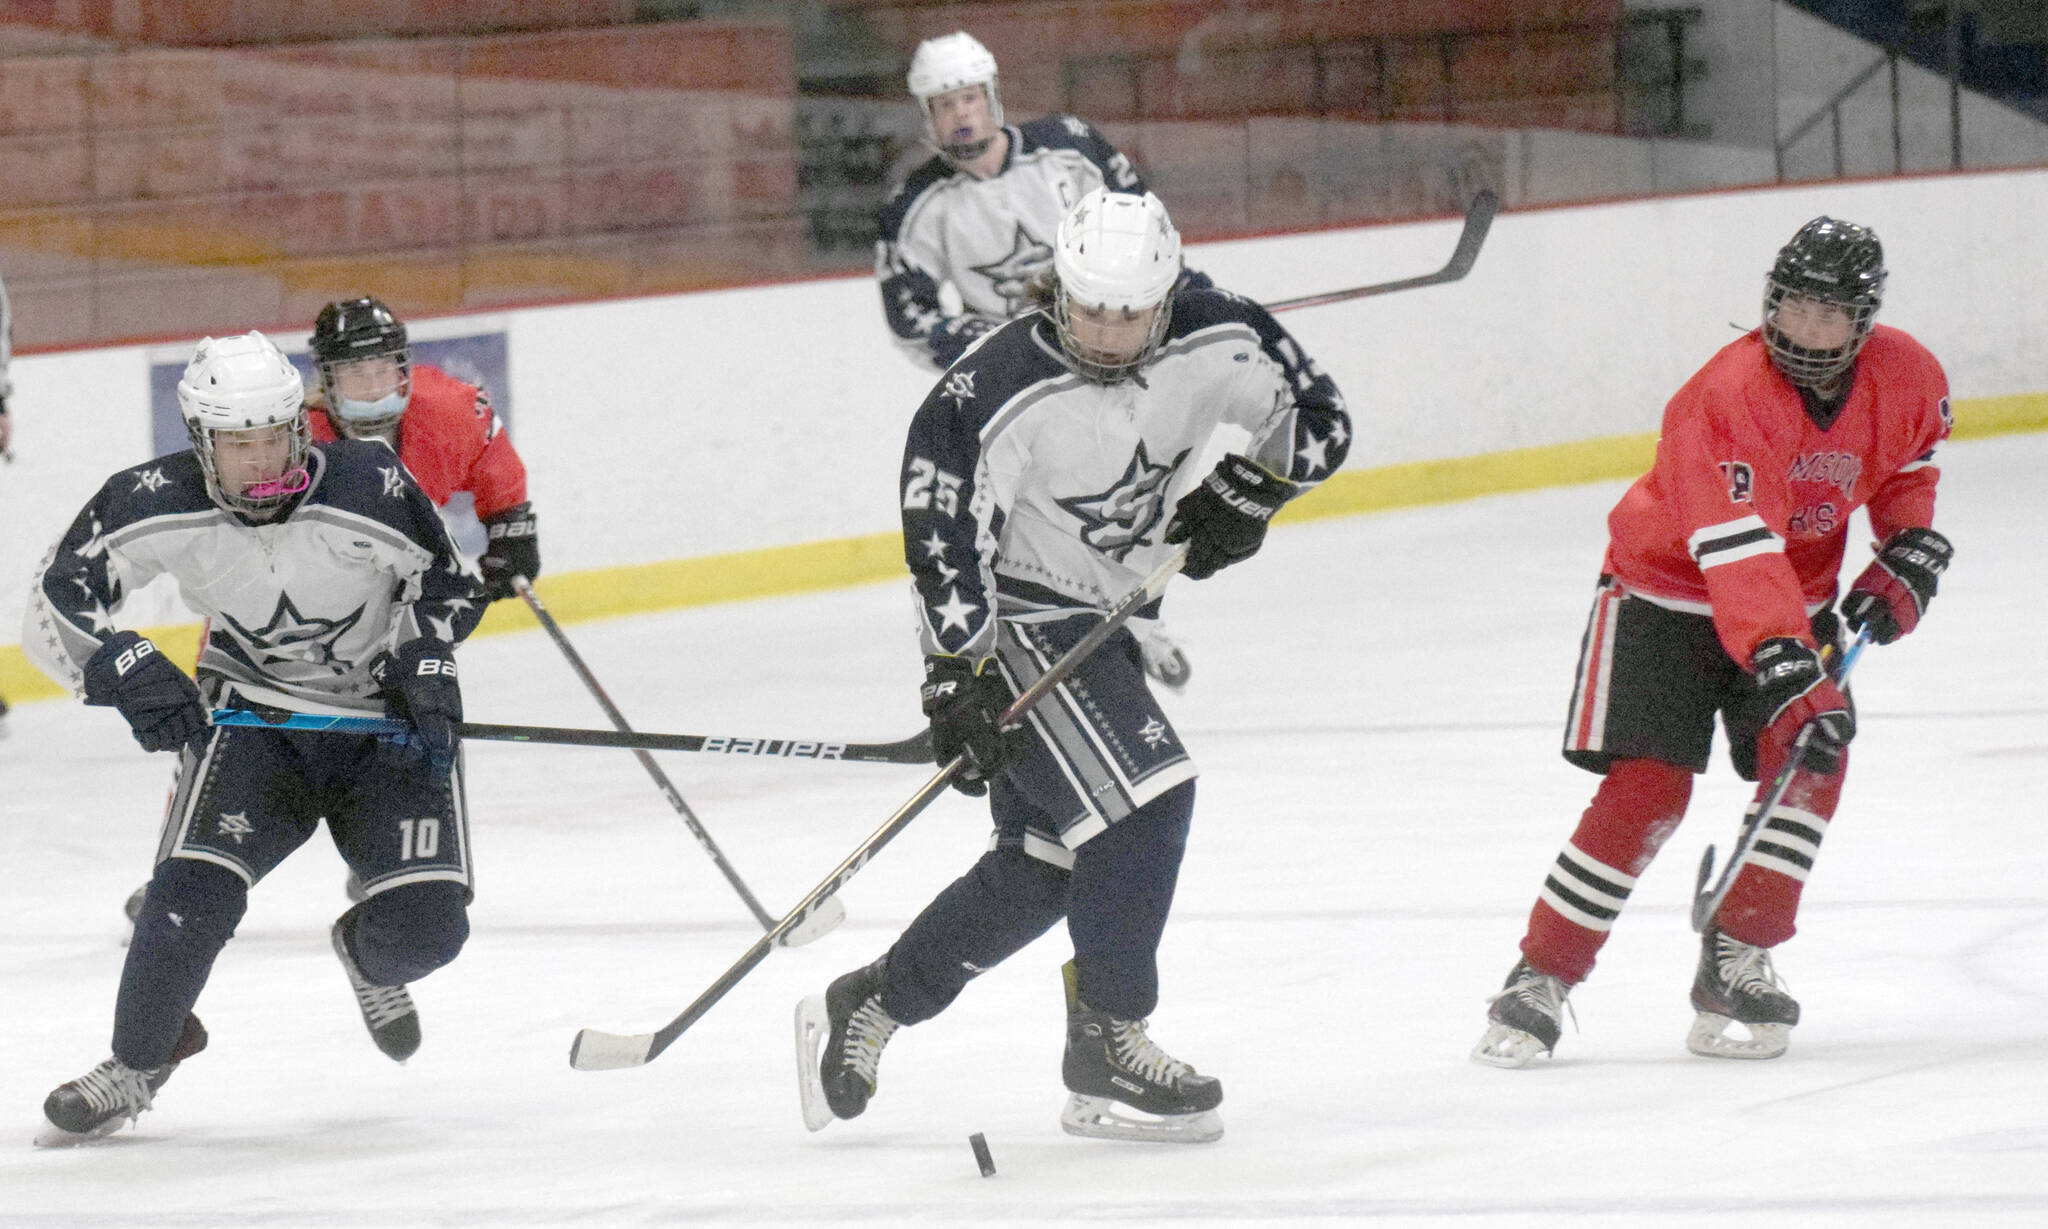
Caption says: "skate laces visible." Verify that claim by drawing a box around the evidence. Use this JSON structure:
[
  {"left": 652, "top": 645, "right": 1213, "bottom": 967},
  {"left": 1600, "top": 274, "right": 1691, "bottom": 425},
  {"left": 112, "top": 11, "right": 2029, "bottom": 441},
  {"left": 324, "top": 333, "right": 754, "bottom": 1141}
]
[
  {"left": 1108, "top": 1018, "right": 1191, "bottom": 1087},
  {"left": 350, "top": 979, "right": 414, "bottom": 1030},
  {"left": 1487, "top": 965, "right": 1577, "bottom": 1031},
  {"left": 68, "top": 1059, "right": 156, "bottom": 1120},
  {"left": 840, "top": 996, "right": 899, "bottom": 1088},
  {"left": 1713, "top": 933, "right": 1789, "bottom": 999}
]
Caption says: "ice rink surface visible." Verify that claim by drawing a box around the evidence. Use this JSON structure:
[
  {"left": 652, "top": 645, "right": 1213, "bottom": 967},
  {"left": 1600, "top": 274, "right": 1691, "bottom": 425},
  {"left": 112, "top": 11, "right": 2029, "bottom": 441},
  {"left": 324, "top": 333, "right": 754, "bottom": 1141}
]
[{"left": 2, "top": 433, "right": 2043, "bottom": 1228}]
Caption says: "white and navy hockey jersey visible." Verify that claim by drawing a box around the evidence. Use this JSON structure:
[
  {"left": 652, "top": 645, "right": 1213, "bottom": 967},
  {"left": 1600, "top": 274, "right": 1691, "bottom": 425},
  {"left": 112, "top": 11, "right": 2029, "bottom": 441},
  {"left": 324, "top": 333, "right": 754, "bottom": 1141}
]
[
  {"left": 25, "top": 440, "right": 485, "bottom": 715},
  {"left": 902, "top": 289, "right": 1351, "bottom": 660},
  {"left": 878, "top": 115, "right": 1143, "bottom": 371}
]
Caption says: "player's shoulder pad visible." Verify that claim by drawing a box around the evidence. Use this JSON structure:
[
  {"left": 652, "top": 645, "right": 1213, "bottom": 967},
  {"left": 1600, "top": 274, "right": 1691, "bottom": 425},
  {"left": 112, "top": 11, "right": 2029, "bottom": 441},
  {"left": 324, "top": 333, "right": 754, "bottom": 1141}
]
[
  {"left": 1015, "top": 114, "right": 1103, "bottom": 155},
  {"left": 1858, "top": 322, "right": 1944, "bottom": 376},
  {"left": 1164, "top": 284, "right": 1284, "bottom": 348},
  {"left": 98, "top": 451, "right": 213, "bottom": 522},
  {"left": 308, "top": 438, "right": 424, "bottom": 518},
  {"left": 879, "top": 154, "right": 960, "bottom": 239},
  {"left": 916, "top": 315, "right": 1071, "bottom": 430}
]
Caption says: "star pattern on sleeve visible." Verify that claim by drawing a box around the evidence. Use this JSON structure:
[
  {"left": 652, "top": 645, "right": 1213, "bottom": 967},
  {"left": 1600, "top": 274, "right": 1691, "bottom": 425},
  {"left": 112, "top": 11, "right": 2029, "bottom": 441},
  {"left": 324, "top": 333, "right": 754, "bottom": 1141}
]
[{"left": 930, "top": 586, "right": 981, "bottom": 636}]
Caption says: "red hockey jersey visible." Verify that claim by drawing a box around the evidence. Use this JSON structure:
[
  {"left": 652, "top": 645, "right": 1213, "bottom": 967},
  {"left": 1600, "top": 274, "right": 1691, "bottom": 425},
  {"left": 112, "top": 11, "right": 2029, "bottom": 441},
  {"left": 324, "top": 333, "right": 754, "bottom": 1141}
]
[
  {"left": 309, "top": 364, "right": 528, "bottom": 520},
  {"left": 1604, "top": 324, "right": 1950, "bottom": 665}
]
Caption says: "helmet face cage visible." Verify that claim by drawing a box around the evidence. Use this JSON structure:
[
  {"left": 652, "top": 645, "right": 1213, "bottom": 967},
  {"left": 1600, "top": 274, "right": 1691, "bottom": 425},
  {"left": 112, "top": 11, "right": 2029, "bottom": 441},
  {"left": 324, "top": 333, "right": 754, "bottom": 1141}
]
[
  {"left": 1761, "top": 217, "right": 1885, "bottom": 388},
  {"left": 311, "top": 297, "right": 413, "bottom": 436},
  {"left": 189, "top": 417, "right": 312, "bottom": 517},
  {"left": 1052, "top": 281, "right": 1176, "bottom": 384}
]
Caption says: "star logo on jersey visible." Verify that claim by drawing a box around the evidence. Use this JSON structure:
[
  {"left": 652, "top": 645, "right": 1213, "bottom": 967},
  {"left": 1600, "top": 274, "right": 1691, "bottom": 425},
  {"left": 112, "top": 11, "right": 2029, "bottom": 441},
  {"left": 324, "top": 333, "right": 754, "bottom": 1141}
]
[
  {"left": 1056, "top": 441, "right": 1190, "bottom": 561},
  {"left": 943, "top": 369, "right": 977, "bottom": 409},
  {"left": 971, "top": 224, "right": 1054, "bottom": 314},
  {"left": 219, "top": 593, "right": 366, "bottom": 670},
  {"left": 132, "top": 467, "right": 172, "bottom": 495},
  {"left": 929, "top": 586, "right": 982, "bottom": 638},
  {"left": 1138, "top": 717, "right": 1172, "bottom": 749},
  {"left": 1296, "top": 431, "right": 1333, "bottom": 477},
  {"left": 380, "top": 465, "right": 408, "bottom": 498},
  {"left": 215, "top": 811, "right": 256, "bottom": 845}
]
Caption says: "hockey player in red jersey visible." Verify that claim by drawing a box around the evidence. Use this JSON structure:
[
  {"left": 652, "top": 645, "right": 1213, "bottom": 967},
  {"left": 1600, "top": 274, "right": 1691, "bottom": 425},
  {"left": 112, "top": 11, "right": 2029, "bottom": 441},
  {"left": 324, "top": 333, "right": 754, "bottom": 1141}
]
[
  {"left": 1473, "top": 216, "right": 1954, "bottom": 1067},
  {"left": 307, "top": 297, "right": 539, "bottom": 602}
]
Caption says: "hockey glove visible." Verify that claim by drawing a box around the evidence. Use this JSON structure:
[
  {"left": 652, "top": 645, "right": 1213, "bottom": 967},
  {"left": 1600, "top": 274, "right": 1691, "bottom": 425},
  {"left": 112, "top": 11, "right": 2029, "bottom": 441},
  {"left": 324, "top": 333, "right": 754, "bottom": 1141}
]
[
  {"left": 921, "top": 654, "right": 1024, "bottom": 797},
  {"left": 83, "top": 631, "right": 209, "bottom": 755},
  {"left": 374, "top": 637, "right": 463, "bottom": 775},
  {"left": 1751, "top": 637, "right": 1854, "bottom": 774},
  {"left": 1164, "top": 454, "right": 1299, "bottom": 580},
  {"left": 479, "top": 502, "right": 540, "bottom": 602},
  {"left": 1841, "top": 526, "right": 1951, "bottom": 645}
]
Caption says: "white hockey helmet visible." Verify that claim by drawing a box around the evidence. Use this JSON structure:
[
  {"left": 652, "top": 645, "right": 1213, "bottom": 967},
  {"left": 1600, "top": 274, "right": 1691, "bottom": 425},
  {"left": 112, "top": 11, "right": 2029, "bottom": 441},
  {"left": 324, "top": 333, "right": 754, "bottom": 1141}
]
[
  {"left": 176, "top": 331, "right": 310, "bottom": 516},
  {"left": 1051, "top": 188, "right": 1184, "bottom": 381},
  {"left": 907, "top": 31, "right": 1003, "bottom": 158}
]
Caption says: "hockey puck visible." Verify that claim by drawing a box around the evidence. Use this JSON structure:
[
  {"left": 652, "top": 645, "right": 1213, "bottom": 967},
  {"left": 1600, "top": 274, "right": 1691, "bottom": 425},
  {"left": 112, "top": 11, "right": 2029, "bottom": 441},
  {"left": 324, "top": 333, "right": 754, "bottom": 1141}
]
[{"left": 968, "top": 1132, "right": 996, "bottom": 1177}]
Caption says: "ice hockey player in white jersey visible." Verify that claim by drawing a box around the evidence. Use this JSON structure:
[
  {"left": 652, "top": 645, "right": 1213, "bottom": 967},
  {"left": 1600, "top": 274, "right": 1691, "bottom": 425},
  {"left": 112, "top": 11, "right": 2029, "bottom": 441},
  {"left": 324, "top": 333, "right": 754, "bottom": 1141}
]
[
  {"left": 798, "top": 188, "right": 1349, "bottom": 1144},
  {"left": 25, "top": 332, "right": 486, "bottom": 1144},
  {"left": 878, "top": 30, "right": 1212, "bottom": 690}
]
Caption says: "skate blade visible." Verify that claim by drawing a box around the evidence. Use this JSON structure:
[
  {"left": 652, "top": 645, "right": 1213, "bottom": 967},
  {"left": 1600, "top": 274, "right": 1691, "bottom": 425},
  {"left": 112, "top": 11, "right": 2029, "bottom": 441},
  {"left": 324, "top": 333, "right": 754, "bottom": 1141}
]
[
  {"left": 1471, "top": 1022, "right": 1551, "bottom": 1068},
  {"left": 33, "top": 1116, "right": 131, "bottom": 1148},
  {"left": 793, "top": 995, "right": 835, "bottom": 1133},
  {"left": 1142, "top": 649, "right": 1191, "bottom": 693},
  {"left": 1686, "top": 1012, "right": 1791, "bottom": 1060},
  {"left": 779, "top": 894, "right": 847, "bottom": 949},
  {"left": 1059, "top": 1093, "right": 1222, "bottom": 1144}
]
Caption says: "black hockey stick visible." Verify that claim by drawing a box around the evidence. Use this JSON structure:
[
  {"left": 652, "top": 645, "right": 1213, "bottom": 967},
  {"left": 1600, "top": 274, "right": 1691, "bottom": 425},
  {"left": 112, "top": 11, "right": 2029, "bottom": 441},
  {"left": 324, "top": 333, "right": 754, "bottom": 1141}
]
[
  {"left": 1690, "top": 630, "right": 1871, "bottom": 932},
  {"left": 567, "top": 545, "right": 1190, "bottom": 1071},
  {"left": 208, "top": 709, "right": 934, "bottom": 765},
  {"left": 1265, "top": 188, "right": 1499, "bottom": 314},
  {"left": 512, "top": 576, "right": 844, "bottom": 946}
]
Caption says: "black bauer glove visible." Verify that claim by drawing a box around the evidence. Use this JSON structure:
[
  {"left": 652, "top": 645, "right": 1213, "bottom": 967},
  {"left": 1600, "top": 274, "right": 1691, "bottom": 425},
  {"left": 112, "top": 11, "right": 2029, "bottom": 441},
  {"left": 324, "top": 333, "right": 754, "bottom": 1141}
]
[
  {"left": 83, "top": 631, "right": 209, "bottom": 755},
  {"left": 479, "top": 502, "right": 540, "bottom": 603},
  {"left": 374, "top": 637, "right": 463, "bottom": 776},
  {"left": 921, "top": 654, "right": 1024, "bottom": 797},
  {"left": 1841, "top": 526, "right": 1951, "bottom": 646},
  {"left": 1751, "top": 637, "right": 1855, "bottom": 774},
  {"left": 1164, "top": 454, "right": 1300, "bottom": 580}
]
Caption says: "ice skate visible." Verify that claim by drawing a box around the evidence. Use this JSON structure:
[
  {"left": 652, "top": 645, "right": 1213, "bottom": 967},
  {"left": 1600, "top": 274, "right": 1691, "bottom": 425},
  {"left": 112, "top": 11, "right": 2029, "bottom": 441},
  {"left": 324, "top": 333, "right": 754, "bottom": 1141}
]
[
  {"left": 1472, "top": 958, "right": 1572, "bottom": 1068},
  {"left": 1687, "top": 926, "right": 1798, "bottom": 1059},
  {"left": 36, "top": 1013, "right": 207, "bottom": 1146},
  {"left": 1058, "top": 962, "right": 1222, "bottom": 1143},
  {"left": 331, "top": 917, "right": 421, "bottom": 1062},
  {"left": 794, "top": 958, "right": 901, "bottom": 1132},
  {"left": 1138, "top": 627, "right": 1191, "bottom": 692}
]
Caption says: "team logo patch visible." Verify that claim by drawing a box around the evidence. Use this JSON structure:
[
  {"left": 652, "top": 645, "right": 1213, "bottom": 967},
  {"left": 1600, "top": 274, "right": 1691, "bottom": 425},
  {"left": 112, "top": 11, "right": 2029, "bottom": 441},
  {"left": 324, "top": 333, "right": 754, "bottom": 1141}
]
[
  {"left": 132, "top": 467, "right": 171, "bottom": 494},
  {"left": 380, "top": 465, "right": 408, "bottom": 498},
  {"left": 215, "top": 811, "right": 256, "bottom": 845},
  {"left": 1056, "top": 441, "right": 1190, "bottom": 561},
  {"left": 971, "top": 223, "right": 1054, "bottom": 315},
  {"left": 219, "top": 592, "right": 367, "bottom": 672},
  {"left": 943, "top": 369, "right": 977, "bottom": 409}
]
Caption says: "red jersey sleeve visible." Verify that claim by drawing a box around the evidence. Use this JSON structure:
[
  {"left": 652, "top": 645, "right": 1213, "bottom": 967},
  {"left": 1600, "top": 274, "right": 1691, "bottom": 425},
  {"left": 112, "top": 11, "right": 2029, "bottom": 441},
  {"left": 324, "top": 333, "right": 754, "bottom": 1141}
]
[
  {"left": 396, "top": 366, "right": 529, "bottom": 518},
  {"left": 1862, "top": 344, "right": 1950, "bottom": 543},
  {"left": 1655, "top": 369, "right": 1815, "bottom": 664}
]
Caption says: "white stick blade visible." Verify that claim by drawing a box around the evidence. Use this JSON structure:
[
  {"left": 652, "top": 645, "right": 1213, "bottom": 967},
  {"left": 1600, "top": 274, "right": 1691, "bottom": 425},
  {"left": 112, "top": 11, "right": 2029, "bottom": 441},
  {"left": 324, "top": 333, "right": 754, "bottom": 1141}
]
[
  {"left": 777, "top": 894, "right": 847, "bottom": 948},
  {"left": 569, "top": 1028, "right": 655, "bottom": 1070}
]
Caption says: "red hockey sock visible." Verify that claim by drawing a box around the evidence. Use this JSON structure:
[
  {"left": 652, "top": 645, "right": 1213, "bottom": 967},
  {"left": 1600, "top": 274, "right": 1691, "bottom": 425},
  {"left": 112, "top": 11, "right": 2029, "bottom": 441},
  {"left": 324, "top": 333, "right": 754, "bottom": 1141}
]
[
  {"left": 1521, "top": 758, "right": 1693, "bottom": 984},
  {"left": 1715, "top": 756, "right": 1845, "bottom": 947}
]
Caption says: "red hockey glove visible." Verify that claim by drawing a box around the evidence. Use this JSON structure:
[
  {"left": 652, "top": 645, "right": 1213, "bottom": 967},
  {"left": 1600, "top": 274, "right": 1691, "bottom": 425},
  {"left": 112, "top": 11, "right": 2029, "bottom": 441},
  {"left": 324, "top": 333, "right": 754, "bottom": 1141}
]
[
  {"left": 1841, "top": 526, "right": 1951, "bottom": 645},
  {"left": 1751, "top": 637, "right": 1854, "bottom": 774}
]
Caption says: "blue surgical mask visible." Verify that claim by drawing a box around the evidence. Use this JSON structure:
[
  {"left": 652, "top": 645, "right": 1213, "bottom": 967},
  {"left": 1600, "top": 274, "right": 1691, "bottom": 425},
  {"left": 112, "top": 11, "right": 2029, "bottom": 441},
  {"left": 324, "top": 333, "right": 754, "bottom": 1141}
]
[{"left": 335, "top": 391, "right": 407, "bottom": 426}]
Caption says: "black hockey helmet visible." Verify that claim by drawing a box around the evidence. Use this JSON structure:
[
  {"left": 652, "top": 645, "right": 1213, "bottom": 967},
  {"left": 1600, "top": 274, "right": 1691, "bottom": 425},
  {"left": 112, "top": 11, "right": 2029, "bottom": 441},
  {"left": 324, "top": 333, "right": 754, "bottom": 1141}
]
[
  {"left": 310, "top": 296, "right": 412, "bottom": 435},
  {"left": 1762, "top": 216, "right": 1886, "bottom": 388}
]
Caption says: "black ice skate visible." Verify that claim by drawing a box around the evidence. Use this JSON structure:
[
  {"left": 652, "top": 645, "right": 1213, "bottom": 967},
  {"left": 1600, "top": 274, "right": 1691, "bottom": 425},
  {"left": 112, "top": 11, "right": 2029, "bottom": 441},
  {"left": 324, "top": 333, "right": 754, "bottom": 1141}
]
[
  {"left": 794, "top": 958, "right": 901, "bottom": 1132},
  {"left": 1688, "top": 926, "right": 1799, "bottom": 1059},
  {"left": 1059, "top": 961, "right": 1223, "bottom": 1144},
  {"left": 1472, "top": 958, "right": 1573, "bottom": 1068},
  {"left": 37, "top": 1013, "right": 207, "bottom": 1146},
  {"left": 332, "top": 917, "right": 421, "bottom": 1062}
]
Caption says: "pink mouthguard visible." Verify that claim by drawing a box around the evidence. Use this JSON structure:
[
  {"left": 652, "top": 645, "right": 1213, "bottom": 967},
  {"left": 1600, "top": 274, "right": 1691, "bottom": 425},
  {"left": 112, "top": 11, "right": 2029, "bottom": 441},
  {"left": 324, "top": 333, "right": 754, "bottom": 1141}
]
[{"left": 246, "top": 467, "right": 310, "bottom": 499}]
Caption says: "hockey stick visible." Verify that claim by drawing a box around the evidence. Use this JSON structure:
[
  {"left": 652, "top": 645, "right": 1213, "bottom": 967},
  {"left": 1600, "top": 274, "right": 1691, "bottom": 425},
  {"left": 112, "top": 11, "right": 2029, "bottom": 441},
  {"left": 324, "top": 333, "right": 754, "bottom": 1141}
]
[
  {"left": 1264, "top": 188, "right": 1499, "bottom": 314},
  {"left": 511, "top": 576, "right": 843, "bottom": 947},
  {"left": 567, "top": 545, "right": 1189, "bottom": 1071},
  {"left": 1690, "top": 630, "right": 1872, "bottom": 932},
  {"left": 208, "top": 709, "right": 934, "bottom": 766}
]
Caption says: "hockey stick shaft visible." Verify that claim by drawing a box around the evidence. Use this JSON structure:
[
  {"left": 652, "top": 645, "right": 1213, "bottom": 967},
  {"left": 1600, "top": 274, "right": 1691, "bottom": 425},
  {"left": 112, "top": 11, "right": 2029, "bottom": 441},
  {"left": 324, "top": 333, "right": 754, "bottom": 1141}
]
[
  {"left": 1265, "top": 189, "right": 1498, "bottom": 314},
  {"left": 207, "top": 709, "right": 933, "bottom": 765},
  {"left": 512, "top": 575, "right": 783, "bottom": 933},
  {"left": 567, "top": 546, "right": 1189, "bottom": 1071},
  {"left": 1690, "top": 630, "right": 1871, "bottom": 932}
]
